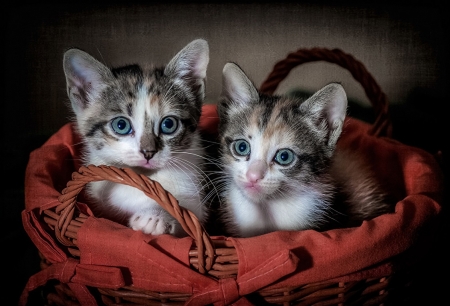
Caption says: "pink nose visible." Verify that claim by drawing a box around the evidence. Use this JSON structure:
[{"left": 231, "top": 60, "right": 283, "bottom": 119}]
[{"left": 246, "top": 160, "right": 267, "bottom": 183}]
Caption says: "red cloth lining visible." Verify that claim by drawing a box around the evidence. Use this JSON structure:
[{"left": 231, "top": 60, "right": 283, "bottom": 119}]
[{"left": 20, "top": 104, "right": 443, "bottom": 305}]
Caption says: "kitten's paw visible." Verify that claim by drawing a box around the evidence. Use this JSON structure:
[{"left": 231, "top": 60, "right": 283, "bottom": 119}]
[{"left": 129, "top": 209, "right": 178, "bottom": 236}]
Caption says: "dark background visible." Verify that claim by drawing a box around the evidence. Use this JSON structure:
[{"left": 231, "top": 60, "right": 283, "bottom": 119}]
[{"left": 4, "top": 1, "right": 448, "bottom": 304}]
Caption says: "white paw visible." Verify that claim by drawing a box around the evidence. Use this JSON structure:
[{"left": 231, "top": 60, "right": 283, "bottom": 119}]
[{"left": 129, "top": 209, "right": 178, "bottom": 236}]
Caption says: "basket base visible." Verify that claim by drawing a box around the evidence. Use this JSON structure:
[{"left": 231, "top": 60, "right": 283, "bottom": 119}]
[{"left": 28, "top": 255, "right": 423, "bottom": 306}]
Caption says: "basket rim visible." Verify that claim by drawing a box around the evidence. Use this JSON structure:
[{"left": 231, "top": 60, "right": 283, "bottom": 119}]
[{"left": 21, "top": 47, "right": 445, "bottom": 306}]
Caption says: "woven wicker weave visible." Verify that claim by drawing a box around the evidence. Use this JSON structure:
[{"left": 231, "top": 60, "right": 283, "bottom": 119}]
[
  {"left": 23, "top": 48, "right": 441, "bottom": 305},
  {"left": 41, "top": 165, "right": 414, "bottom": 305}
]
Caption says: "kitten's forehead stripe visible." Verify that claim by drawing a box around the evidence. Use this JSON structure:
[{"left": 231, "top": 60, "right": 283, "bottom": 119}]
[
  {"left": 249, "top": 108, "right": 261, "bottom": 133},
  {"left": 264, "top": 108, "right": 281, "bottom": 140},
  {"left": 133, "top": 87, "right": 150, "bottom": 139},
  {"left": 153, "top": 67, "right": 164, "bottom": 79},
  {"left": 127, "top": 103, "right": 133, "bottom": 117},
  {"left": 112, "top": 65, "right": 144, "bottom": 89},
  {"left": 257, "top": 104, "right": 271, "bottom": 130},
  {"left": 249, "top": 97, "right": 282, "bottom": 142},
  {"left": 149, "top": 95, "right": 160, "bottom": 107}
]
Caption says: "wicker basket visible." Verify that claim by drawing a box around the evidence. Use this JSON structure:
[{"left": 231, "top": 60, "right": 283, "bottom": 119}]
[{"left": 20, "top": 48, "right": 444, "bottom": 305}]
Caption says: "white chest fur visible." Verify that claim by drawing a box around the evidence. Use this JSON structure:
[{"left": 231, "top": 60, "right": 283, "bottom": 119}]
[{"left": 227, "top": 188, "right": 329, "bottom": 237}]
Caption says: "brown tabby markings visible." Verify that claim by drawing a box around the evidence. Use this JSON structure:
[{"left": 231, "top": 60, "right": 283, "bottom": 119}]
[
  {"left": 62, "top": 39, "right": 210, "bottom": 236},
  {"left": 150, "top": 95, "right": 160, "bottom": 107},
  {"left": 217, "top": 62, "right": 393, "bottom": 238}
]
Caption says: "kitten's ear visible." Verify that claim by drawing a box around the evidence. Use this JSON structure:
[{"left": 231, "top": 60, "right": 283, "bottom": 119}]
[
  {"left": 301, "top": 83, "right": 348, "bottom": 148},
  {"left": 219, "top": 62, "right": 259, "bottom": 115},
  {"left": 63, "top": 49, "right": 113, "bottom": 115},
  {"left": 164, "top": 39, "right": 209, "bottom": 101}
]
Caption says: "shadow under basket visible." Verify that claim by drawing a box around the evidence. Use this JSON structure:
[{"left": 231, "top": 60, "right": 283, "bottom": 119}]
[{"left": 20, "top": 48, "right": 444, "bottom": 305}]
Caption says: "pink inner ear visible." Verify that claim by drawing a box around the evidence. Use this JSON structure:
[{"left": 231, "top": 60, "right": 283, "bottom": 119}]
[
  {"left": 223, "top": 63, "right": 258, "bottom": 108},
  {"left": 67, "top": 59, "right": 108, "bottom": 109},
  {"left": 166, "top": 40, "right": 209, "bottom": 82},
  {"left": 66, "top": 75, "right": 82, "bottom": 91},
  {"left": 325, "top": 87, "right": 347, "bottom": 128},
  {"left": 191, "top": 56, "right": 208, "bottom": 79},
  {"left": 72, "top": 60, "right": 101, "bottom": 89},
  {"left": 327, "top": 100, "right": 346, "bottom": 127}
]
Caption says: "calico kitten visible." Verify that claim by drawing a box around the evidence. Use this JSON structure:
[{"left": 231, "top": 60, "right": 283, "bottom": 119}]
[
  {"left": 217, "top": 62, "right": 393, "bottom": 238},
  {"left": 63, "top": 39, "right": 210, "bottom": 237}
]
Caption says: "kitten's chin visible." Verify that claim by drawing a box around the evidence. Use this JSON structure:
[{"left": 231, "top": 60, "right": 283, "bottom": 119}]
[
  {"left": 140, "top": 163, "right": 159, "bottom": 170},
  {"left": 129, "top": 164, "right": 160, "bottom": 175},
  {"left": 134, "top": 159, "right": 164, "bottom": 170},
  {"left": 238, "top": 183, "right": 266, "bottom": 202}
]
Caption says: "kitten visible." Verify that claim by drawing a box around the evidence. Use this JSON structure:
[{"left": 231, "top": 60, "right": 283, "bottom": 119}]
[
  {"left": 63, "top": 39, "right": 210, "bottom": 237},
  {"left": 217, "top": 62, "right": 393, "bottom": 238}
]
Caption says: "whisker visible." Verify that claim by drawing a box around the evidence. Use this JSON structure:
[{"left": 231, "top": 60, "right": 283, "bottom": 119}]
[
  {"left": 174, "top": 151, "right": 222, "bottom": 202},
  {"left": 173, "top": 150, "right": 225, "bottom": 171}
]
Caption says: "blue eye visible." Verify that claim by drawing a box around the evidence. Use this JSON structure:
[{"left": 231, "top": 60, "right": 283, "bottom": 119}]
[
  {"left": 274, "top": 149, "right": 295, "bottom": 165},
  {"left": 233, "top": 139, "right": 250, "bottom": 156},
  {"left": 111, "top": 117, "right": 133, "bottom": 135},
  {"left": 160, "top": 116, "right": 178, "bottom": 134}
]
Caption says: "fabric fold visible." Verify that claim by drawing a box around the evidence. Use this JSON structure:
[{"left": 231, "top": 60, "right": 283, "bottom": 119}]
[
  {"left": 20, "top": 104, "right": 444, "bottom": 305},
  {"left": 186, "top": 250, "right": 300, "bottom": 305},
  {"left": 19, "top": 257, "right": 124, "bottom": 306}
]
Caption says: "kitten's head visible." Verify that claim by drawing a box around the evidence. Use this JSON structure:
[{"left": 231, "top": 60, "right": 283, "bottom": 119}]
[
  {"left": 63, "top": 39, "right": 209, "bottom": 171},
  {"left": 218, "top": 62, "right": 347, "bottom": 203}
]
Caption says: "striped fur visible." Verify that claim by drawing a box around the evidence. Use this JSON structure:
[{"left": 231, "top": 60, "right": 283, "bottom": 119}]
[
  {"left": 63, "top": 39, "right": 209, "bottom": 236},
  {"left": 217, "top": 62, "right": 393, "bottom": 237}
]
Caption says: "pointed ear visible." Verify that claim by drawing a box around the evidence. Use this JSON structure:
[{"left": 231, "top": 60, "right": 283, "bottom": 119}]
[
  {"left": 164, "top": 39, "right": 209, "bottom": 101},
  {"left": 63, "top": 49, "right": 113, "bottom": 115},
  {"left": 219, "top": 62, "right": 259, "bottom": 118},
  {"left": 301, "top": 83, "right": 348, "bottom": 148}
]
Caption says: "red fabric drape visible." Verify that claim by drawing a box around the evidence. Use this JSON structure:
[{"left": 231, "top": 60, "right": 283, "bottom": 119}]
[{"left": 20, "top": 104, "right": 443, "bottom": 305}]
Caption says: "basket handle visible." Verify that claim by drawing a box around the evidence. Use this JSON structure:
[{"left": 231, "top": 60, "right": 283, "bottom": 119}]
[
  {"left": 57, "top": 164, "right": 215, "bottom": 274},
  {"left": 259, "top": 48, "right": 392, "bottom": 138}
]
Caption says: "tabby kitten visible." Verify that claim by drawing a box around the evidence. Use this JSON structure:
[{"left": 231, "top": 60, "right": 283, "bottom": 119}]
[
  {"left": 217, "top": 62, "right": 393, "bottom": 238},
  {"left": 63, "top": 39, "right": 209, "bottom": 236}
]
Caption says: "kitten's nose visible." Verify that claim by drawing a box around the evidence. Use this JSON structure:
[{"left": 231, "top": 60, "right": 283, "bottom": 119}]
[
  {"left": 246, "top": 160, "right": 267, "bottom": 183},
  {"left": 140, "top": 134, "right": 157, "bottom": 161},
  {"left": 140, "top": 149, "right": 156, "bottom": 161}
]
